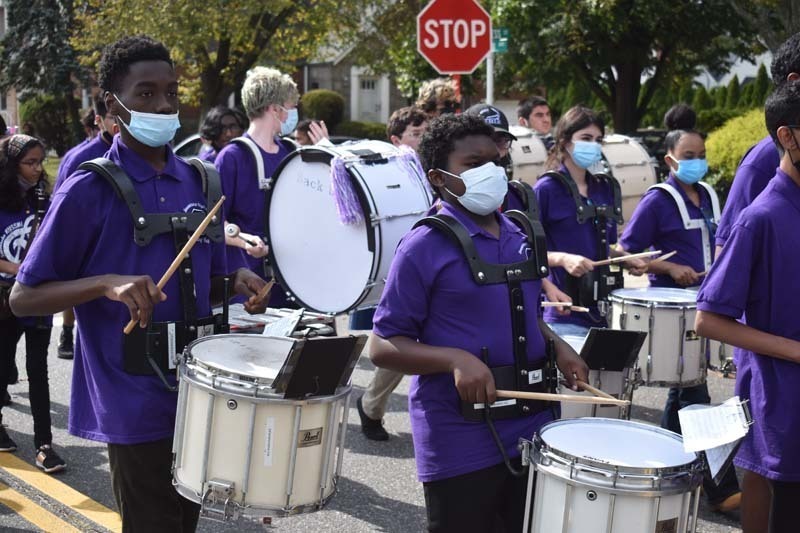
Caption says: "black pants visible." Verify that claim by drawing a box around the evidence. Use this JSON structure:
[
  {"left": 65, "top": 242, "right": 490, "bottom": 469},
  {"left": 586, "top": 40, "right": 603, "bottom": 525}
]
[
  {"left": 0, "top": 317, "right": 52, "bottom": 448},
  {"left": 770, "top": 480, "right": 800, "bottom": 533},
  {"left": 423, "top": 460, "right": 529, "bottom": 533},
  {"left": 108, "top": 438, "right": 199, "bottom": 533},
  {"left": 661, "top": 383, "right": 741, "bottom": 504}
]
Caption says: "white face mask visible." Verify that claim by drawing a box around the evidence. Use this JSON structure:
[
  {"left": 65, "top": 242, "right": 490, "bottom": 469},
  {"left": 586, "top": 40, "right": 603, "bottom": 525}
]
[{"left": 439, "top": 162, "right": 508, "bottom": 215}]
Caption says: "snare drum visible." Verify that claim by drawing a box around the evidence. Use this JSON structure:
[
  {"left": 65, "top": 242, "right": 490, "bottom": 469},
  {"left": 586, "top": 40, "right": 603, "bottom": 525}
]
[
  {"left": 509, "top": 125, "right": 548, "bottom": 185},
  {"left": 609, "top": 288, "right": 706, "bottom": 387},
  {"left": 266, "top": 140, "right": 433, "bottom": 314},
  {"left": 173, "top": 335, "right": 350, "bottom": 520},
  {"left": 523, "top": 418, "right": 703, "bottom": 533},
  {"left": 548, "top": 323, "right": 634, "bottom": 419}
]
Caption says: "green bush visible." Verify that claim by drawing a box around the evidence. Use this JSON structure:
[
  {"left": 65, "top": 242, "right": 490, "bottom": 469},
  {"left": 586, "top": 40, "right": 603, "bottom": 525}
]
[
  {"left": 19, "top": 94, "right": 73, "bottom": 156},
  {"left": 334, "top": 120, "right": 387, "bottom": 141},
  {"left": 706, "top": 108, "right": 767, "bottom": 202},
  {"left": 696, "top": 108, "right": 740, "bottom": 134},
  {"left": 300, "top": 89, "right": 345, "bottom": 130}
]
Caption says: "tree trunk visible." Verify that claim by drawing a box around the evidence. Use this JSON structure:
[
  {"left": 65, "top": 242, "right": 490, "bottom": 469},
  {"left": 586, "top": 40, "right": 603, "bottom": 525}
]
[
  {"left": 63, "top": 89, "right": 82, "bottom": 155},
  {"left": 612, "top": 61, "right": 643, "bottom": 134}
]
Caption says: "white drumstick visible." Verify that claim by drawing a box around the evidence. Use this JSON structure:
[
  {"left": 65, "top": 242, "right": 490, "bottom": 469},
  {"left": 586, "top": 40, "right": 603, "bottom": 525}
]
[{"left": 225, "top": 223, "right": 257, "bottom": 247}]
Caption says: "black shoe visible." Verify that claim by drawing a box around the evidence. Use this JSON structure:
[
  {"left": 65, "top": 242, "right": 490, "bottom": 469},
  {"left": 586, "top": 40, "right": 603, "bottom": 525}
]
[
  {"left": 0, "top": 426, "right": 17, "bottom": 452},
  {"left": 35, "top": 445, "right": 66, "bottom": 473},
  {"left": 2, "top": 391, "right": 10, "bottom": 406},
  {"left": 356, "top": 397, "right": 389, "bottom": 441},
  {"left": 7, "top": 363, "right": 17, "bottom": 385},
  {"left": 57, "top": 326, "right": 74, "bottom": 360}
]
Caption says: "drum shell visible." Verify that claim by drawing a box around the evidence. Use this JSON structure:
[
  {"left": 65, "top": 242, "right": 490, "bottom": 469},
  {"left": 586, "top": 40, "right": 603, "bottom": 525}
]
[
  {"left": 509, "top": 126, "right": 548, "bottom": 185},
  {"left": 599, "top": 134, "right": 658, "bottom": 232},
  {"left": 608, "top": 289, "right": 706, "bottom": 387},
  {"left": 523, "top": 418, "right": 703, "bottom": 533},
  {"left": 173, "top": 359, "right": 349, "bottom": 517},
  {"left": 558, "top": 370, "right": 631, "bottom": 419}
]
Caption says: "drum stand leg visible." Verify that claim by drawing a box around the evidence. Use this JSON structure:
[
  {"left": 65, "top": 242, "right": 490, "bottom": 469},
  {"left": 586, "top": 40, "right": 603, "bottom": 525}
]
[
  {"left": 688, "top": 486, "right": 701, "bottom": 532},
  {"left": 605, "top": 493, "right": 616, "bottom": 533}
]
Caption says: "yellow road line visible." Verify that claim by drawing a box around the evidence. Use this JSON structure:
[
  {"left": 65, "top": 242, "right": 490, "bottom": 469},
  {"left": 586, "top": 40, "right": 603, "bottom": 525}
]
[
  {"left": 0, "top": 453, "right": 122, "bottom": 532},
  {"left": 0, "top": 481, "right": 81, "bottom": 533}
]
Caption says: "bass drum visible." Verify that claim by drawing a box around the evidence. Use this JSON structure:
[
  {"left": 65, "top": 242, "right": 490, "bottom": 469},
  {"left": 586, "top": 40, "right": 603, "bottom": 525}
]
[
  {"left": 509, "top": 125, "right": 548, "bottom": 185},
  {"left": 596, "top": 134, "right": 658, "bottom": 230},
  {"left": 266, "top": 140, "right": 433, "bottom": 314}
]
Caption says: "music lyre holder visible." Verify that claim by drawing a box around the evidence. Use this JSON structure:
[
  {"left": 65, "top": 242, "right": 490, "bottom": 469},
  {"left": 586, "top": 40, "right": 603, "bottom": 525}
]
[{"left": 579, "top": 328, "right": 646, "bottom": 371}]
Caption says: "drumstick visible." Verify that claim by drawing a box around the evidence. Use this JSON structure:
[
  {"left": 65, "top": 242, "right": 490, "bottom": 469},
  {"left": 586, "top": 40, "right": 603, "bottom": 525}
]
[
  {"left": 575, "top": 379, "right": 616, "bottom": 400},
  {"left": 648, "top": 250, "right": 678, "bottom": 264},
  {"left": 255, "top": 279, "right": 275, "bottom": 302},
  {"left": 540, "top": 302, "right": 591, "bottom": 312},
  {"left": 123, "top": 196, "right": 225, "bottom": 335},
  {"left": 591, "top": 250, "right": 662, "bottom": 267},
  {"left": 496, "top": 389, "right": 630, "bottom": 406},
  {"left": 225, "top": 223, "right": 257, "bottom": 247}
]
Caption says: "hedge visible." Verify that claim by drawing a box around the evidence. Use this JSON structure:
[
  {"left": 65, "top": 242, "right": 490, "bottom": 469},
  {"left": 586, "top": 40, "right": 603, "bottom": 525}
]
[
  {"left": 706, "top": 108, "right": 767, "bottom": 202},
  {"left": 300, "top": 89, "right": 345, "bottom": 130},
  {"left": 334, "top": 120, "right": 387, "bottom": 141},
  {"left": 19, "top": 94, "right": 74, "bottom": 156}
]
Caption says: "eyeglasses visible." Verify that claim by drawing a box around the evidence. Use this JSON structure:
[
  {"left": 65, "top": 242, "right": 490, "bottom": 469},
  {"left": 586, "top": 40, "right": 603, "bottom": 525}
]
[
  {"left": 493, "top": 134, "right": 513, "bottom": 150},
  {"left": 20, "top": 159, "right": 46, "bottom": 169},
  {"left": 221, "top": 124, "right": 243, "bottom": 133}
]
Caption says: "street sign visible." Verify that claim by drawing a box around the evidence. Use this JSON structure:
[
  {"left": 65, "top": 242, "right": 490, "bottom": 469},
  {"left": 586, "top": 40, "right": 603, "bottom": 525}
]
[
  {"left": 493, "top": 28, "right": 509, "bottom": 53},
  {"left": 417, "top": 0, "right": 492, "bottom": 74}
]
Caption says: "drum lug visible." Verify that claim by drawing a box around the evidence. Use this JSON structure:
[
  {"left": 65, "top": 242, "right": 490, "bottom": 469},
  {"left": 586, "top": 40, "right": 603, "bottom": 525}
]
[
  {"left": 200, "top": 479, "right": 239, "bottom": 522},
  {"left": 518, "top": 438, "right": 532, "bottom": 467}
]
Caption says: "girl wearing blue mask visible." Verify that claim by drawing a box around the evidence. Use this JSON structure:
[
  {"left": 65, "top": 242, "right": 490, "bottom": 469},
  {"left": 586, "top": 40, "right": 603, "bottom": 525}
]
[
  {"left": 533, "top": 106, "right": 645, "bottom": 332},
  {"left": 618, "top": 127, "right": 742, "bottom": 513}
]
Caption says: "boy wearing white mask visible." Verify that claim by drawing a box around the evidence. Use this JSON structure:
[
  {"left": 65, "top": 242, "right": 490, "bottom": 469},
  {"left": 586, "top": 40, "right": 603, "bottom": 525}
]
[{"left": 370, "top": 113, "right": 587, "bottom": 532}]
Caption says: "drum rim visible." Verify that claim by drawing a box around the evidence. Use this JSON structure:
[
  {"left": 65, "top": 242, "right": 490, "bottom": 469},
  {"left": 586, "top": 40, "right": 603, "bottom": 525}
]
[
  {"left": 534, "top": 418, "right": 701, "bottom": 476},
  {"left": 264, "top": 145, "right": 385, "bottom": 314},
  {"left": 609, "top": 287, "right": 697, "bottom": 307},
  {"left": 184, "top": 333, "right": 301, "bottom": 383}
]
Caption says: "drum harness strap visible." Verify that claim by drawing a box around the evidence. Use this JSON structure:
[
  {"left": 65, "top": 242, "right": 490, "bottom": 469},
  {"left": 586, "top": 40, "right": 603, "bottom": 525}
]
[
  {"left": 78, "top": 157, "right": 229, "bottom": 390},
  {"left": 506, "top": 179, "right": 541, "bottom": 222},
  {"left": 541, "top": 170, "right": 624, "bottom": 320},
  {"left": 413, "top": 210, "right": 556, "bottom": 477},
  {"left": 649, "top": 182, "right": 721, "bottom": 271}
]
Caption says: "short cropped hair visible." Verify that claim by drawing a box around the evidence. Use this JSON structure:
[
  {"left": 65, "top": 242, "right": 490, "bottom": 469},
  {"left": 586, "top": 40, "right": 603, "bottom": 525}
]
[
  {"left": 81, "top": 109, "right": 96, "bottom": 130},
  {"left": 97, "top": 35, "right": 173, "bottom": 94},
  {"left": 387, "top": 106, "right": 427, "bottom": 139},
  {"left": 93, "top": 93, "right": 108, "bottom": 117},
  {"left": 517, "top": 96, "right": 549, "bottom": 119},
  {"left": 418, "top": 113, "right": 495, "bottom": 173},
  {"left": 241, "top": 67, "right": 299, "bottom": 119},
  {"left": 663, "top": 103, "right": 697, "bottom": 131},
  {"left": 771, "top": 32, "right": 800, "bottom": 86},
  {"left": 765, "top": 81, "right": 800, "bottom": 153}
]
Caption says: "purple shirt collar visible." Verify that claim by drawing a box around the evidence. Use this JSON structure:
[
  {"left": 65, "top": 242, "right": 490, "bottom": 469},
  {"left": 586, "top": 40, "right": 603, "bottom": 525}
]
[{"left": 109, "top": 135, "right": 183, "bottom": 183}]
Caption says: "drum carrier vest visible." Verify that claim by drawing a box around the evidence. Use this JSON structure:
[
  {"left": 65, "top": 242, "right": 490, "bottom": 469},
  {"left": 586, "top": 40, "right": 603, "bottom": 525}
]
[
  {"left": 541, "top": 170, "right": 624, "bottom": 316},
  {"left": 412, "top": 209, "right": 557, "bottom": 422},
  {"left": 506, "top": 179, "right": 541, "bottom": 222},
  {"left": 78, "top": 157, "right": 229, "bottom": 390},
  {"left": 649, "top": 182, "right": 721, "bottom": 271}
]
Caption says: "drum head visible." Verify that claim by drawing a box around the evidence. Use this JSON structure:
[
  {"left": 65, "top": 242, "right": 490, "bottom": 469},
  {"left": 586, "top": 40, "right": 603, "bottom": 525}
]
[
  {"left": 610, "top": 287, "right": 697, "bottom": 305},
  {"left": 541, "top": 418, "right": 696, "bottom": 469},
  {"left": 187, "top": 335, "right": 296, "bottom": 381}
]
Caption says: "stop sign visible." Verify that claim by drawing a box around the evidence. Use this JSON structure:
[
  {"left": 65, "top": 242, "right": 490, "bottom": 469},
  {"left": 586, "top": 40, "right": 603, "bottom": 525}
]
[{"left": 417, "top": 0, "right": 492, "bottom": 74}]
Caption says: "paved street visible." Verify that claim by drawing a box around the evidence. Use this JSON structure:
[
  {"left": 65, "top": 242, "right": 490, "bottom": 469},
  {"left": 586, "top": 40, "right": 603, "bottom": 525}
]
[{"left": 0, "top": 316, "right": 744, "bottom": 532}]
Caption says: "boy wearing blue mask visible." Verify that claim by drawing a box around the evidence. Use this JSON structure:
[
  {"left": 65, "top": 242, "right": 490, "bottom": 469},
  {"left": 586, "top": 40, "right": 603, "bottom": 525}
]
[
  {"left": 10, "top": 35, "right": 268, "bottom": 532},
  {"left": 619, "top": 127, "right": 742, "bottom": 512}
]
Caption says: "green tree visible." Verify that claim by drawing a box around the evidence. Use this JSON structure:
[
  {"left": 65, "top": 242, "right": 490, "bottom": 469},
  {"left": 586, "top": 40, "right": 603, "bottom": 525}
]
[
  {"left": 692, "top": 86, "right": 714, "bottom": 111},
  {"left": 73, "top": 0, "right": 371, "bottom": 113},
  {"left": 750, "top": 63, "right": 771, "bottom": 106},
  {"left": 725, "top": 75, "right": 741, "bottom": 109},
  {"left": 732, "top": 0, "right": 800, "bottom": 52},
  {"left": 0, "top": 0, "right": 86, "bottom": 145},
  {"left": 713, "top": 86, "right": 728, "bottom": 109},
  {"left": 495, "top": 0, "right": 761, "bottom": 133}
]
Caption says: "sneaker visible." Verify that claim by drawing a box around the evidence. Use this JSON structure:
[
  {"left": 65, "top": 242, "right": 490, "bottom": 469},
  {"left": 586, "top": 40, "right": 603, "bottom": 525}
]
[
  {"left": 35, "top": 445, "right": 66, "bottom": 473},
  {"left": 57, "top": 327, "right": 74, "bottom": 360},
  {"left": 2, "top": 391, "right": 10, "bottom": 406},
  {"left": 356, "top": 396, "right": 389, "bottom": 441},
  {"left": 711, "top": 491, "right": 741, "bottom": 513},
  {"left": 0, "top": 426, "right": 17, "bottom": 452}
]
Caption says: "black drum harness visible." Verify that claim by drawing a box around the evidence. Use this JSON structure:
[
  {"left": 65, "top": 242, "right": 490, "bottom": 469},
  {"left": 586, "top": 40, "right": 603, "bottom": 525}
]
[
  {"left": 413, "top": 209, "right": 557, "bottom": 476},
  {"left": 78, "top": 158, "right": 230, "bottom": 390},
  {"left": 505, "top": 179, "right": 541, "bottom": 222},
  {"left": 540, "top": 171, "right": 624, "bottom": 320}
]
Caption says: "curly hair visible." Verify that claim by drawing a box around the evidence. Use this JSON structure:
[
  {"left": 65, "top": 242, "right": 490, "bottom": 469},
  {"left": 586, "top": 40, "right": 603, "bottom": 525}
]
[
  {"left": 772, "top": 32, "right": 800, "bottom": 86},
  {"left": 417, "top": 113, "right": 495, "bottom": 173},
  {"left": 766, "top": 81, "right": 800, "bottom": 151},
  {"left": 416, "top": 78, "right": 458, "bottom": 114},
  {"left": 241, "top": 67, "right": 299, "bottom": 119},
  {"left": 546, "top": 105, "right": 605, "bottom": 170},
  {"left": 97, "top": 35, "right": 173, "bottom": 93},
  {"left": 387, "top": 106, "right": 427, "bottom": 139},
  {"left": 0, "top": 135, "right": 47, "bottom": 212}
]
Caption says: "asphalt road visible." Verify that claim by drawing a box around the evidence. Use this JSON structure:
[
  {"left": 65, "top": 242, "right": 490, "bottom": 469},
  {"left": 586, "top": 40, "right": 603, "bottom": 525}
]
[{"left": 0, "top": 315, "right": 744, "bottom": 533}]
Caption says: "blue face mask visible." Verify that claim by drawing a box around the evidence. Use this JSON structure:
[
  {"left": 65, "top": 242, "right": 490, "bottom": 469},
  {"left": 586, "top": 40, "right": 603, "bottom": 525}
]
[
  {"left": 114, "top": 94, "right": 180, "bottom": 147},
  {"left": 569, "top": 140, "right": 603, "bottom": 169},
  {"left": 280, "top": 107, "right": 299, "bottom": 136},
  {"left": 672, "top": 157, "right": 708, "bottom": 184}
]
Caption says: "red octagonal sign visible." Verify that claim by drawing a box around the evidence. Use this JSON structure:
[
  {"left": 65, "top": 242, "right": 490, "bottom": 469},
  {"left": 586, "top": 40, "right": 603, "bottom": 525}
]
[{"left": 417, "top": 0, "right": 492, "bottom": 75}]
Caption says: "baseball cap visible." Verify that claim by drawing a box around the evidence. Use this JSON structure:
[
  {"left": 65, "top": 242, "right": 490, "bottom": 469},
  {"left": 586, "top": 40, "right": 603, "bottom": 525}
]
[{"left": 466, "top": 103, "right": 517, "bottom": 140}]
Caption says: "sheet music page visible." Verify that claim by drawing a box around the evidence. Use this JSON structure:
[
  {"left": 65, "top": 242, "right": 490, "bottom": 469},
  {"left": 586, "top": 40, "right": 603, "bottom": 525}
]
[
  {"left": 678, "top": 396, "right": 749, "bottom": 453},
  {"left": 705, "top": 440, "right": 739, "bottom": 480},
  {"left": 262, "top": 309, "right": 304, "bottom": 338}
]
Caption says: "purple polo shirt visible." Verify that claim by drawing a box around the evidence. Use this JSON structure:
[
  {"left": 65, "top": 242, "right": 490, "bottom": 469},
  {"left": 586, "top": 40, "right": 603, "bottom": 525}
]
[
  {"left": 697, "top": 169, "right": 800, "bottom": 481},
  {"left": 620, "top": 176, "right": 714, "bottom": 287},
  {"left": 54, "top": 134, "right": 112, "bottom": 193},
  {"left": 17, "top": 136, "right": 228, "bottom": 444},
  {"left": 534, "top": 168, "right": 617, "bottom": 326},
  {"left": 715, "top": 136, "right": 780, "bottom": 246},
  {"left": 0, "top": 195, "right": 52, "bottom": 328},
  {"left": 372, "top": 201, "right": 552, "bottom": 483},
  {"left": 198, "top": 146, "right": 217, "bottom": 163}
]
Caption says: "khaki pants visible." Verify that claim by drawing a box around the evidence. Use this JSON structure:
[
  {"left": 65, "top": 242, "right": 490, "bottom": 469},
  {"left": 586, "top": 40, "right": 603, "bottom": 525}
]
[{"left": 361, "top": 366, "right": 404, "bottom": 420}]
